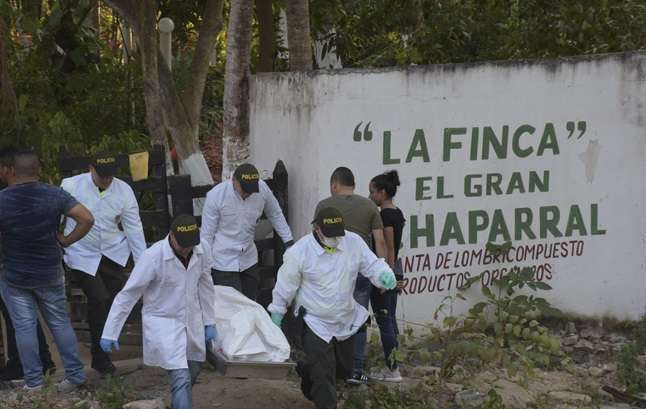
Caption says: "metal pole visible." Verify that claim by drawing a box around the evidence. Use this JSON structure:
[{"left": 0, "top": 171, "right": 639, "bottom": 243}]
[{"left": 159, "top": 17, "right": 174, "bottom": 71}]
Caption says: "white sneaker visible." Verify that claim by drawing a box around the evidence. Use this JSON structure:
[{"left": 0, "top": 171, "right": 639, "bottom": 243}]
[
  {"left": 22, "top": 383, "right": 44, "bottom": 392},
  {"left": 57, "top": 378, "right": 84, "bottom": 393},
  {"left": 368, "top": 367, "right": 402, "bottom": 383}
]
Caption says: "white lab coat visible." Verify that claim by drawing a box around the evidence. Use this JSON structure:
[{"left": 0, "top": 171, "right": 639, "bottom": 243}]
[
  {"left": 268, "top": 231, "right": 394, "bottom": 342},
  {"left": 61, "top": 173, "right": 147, "bottom": 275},
  {"left": 201, "top": 179, "right": 293, "bottom": 272},
  {"left": 102, "top": 236, "right": 217, "bottom": 370}
]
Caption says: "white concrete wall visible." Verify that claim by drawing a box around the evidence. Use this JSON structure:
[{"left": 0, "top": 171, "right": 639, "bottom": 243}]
[{"left": 249, "top": 52, "right": 646, "bottom": 325}]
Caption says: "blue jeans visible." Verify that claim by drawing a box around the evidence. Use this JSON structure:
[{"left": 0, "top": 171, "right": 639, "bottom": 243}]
[
  {"left": 0, "top": 279, "right": 86, "bottom": 387},
  {"left": 370, "top": 288, "right": 399, "bottom": 369},
  {"left": 168, "top": 361, "right": 202, "bottom": 409},
  {"left": 352, "top": 276, "right": 372, "bottom": 375}
]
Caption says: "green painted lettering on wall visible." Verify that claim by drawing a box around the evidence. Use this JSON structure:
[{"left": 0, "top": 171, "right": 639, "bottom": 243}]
[
  {"left": 488, "top": 209, "right": 511, "bottom": 242},
  {"left": 591, "top": 203, "right": 606, "bottom": 235},
  {"left": 539, "top": 206, "right": 563, "bottom": 238},
  {"left": 470, "top": 128, "right": 479, "bottom": 161},
  {"left": 440, "top": 212, "right": 465, "bottom": 246},
  {"left": 537, "top": 123, "right": 560, "bottom": 156},
  {"left": 506, "top": 172, "right": 525, "bottom": 194},
  {"left": 382, "top": 131, "right": 401, "bottom": 165},
  {"left": 464, "top": 174, "right": 482, "bottom": 197},
  {"left": 406, "top": 204, "right": 605, "bottom": 249},
  {"left": 437, "top": 176, "right": 454, "bottom": 199},
  {"left": 468, "top": 210, "right": 489, "bottom": 244},
  {"left": 512, "top": 124, "right": 535, "bottom": 157},
  {"left": 416, "top": 177, "right": 433, "bottom": 200},
  {"left": 528, "top": 170, "right": 549, "bottom": 193},
  {"left": 443, "top": 128, "right": 466, "bottom": 161},
  {"left": 564, "top": 204, "right": 587, "bottom": 236},
  {"left": 486, "top": 173, "right": 503, "bottom": 195},
  {"left": 482, "top": 126, "right": 509, "bottom": 159},
  {"left": 410, "top": 214, "right": 434, "bottom": 248},
  {"left": 405, "top": 129, "right": 430, "bottom": 163},
  {"left": 514, "top": 207, "right": 537, "bottom": 240}
]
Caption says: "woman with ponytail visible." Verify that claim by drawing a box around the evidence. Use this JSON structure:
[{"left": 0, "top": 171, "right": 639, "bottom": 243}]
[{"left": 367, "top": 170, "right": 406, "bottom": 382}]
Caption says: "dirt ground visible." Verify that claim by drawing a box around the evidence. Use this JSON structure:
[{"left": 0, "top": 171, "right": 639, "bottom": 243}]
[
  {"left": 2, "top": 320, "right": 645, "bottom": 409},
  {"left": 2, "top": 333, "right": 314, "bottom": 409},
  {"left": 124, "top": 365, "right": 312, "bottom": 409}
]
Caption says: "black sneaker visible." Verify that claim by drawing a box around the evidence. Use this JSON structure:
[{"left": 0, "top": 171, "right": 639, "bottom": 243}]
[
  {"left": 346, "top": 372, "right": 369, "bottom": 385},
  {"left": 91, "top": 357, "right": 116, "bottom": 375}
]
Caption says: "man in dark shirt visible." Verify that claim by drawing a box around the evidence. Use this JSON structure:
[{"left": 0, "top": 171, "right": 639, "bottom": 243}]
[
  {"left": 0, "top": 150, "right": 94, "bottom": 392},
  {"left": 0, "top": 148, "right": 56, "bottom": 381}
]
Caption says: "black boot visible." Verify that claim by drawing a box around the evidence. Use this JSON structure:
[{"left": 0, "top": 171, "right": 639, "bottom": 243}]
[
  {"left": 91, "top": 354, "right": 116, "bottom": 375},
  {"left": 296, "top": 361, "right": 313, "bottom": 401}
]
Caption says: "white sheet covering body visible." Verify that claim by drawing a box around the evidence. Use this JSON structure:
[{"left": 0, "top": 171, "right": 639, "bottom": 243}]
[{"left": 211, "top": 285, "right": 290, "bottom": 362}]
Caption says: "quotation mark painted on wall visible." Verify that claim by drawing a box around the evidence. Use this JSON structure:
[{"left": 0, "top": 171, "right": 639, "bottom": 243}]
[
  {"left": 566, "top": 121, "right": 587, "bottom": 139},
  {"left": 353, "top": 121, "right": 373, "bottom": 141}
]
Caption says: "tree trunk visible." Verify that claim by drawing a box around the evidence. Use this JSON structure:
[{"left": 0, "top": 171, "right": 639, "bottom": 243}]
[
  {"left": 222, "top": 0, "right": 254, "bottom": 179},
  {"left": 104, "top": 0, "right": 223, "bottom": 194},
  {"left": 182, "top": 0, "right": 223, "bottom": 138},
  {"left": 0, "top": 15, "right": 17, "bottom": 128},
  {"left": 285, "top": 0, "right": 311, "bottom": 71},
  {"left": 255, "top": 0, "right": 274, "bottom": 72}
]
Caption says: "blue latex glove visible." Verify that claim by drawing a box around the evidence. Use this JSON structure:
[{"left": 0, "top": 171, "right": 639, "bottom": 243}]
[
  {"left": 271, "top": 313, "right": 284, "bottom": 327},
  {"left": 205, "top": 325, "right": 217, "bottom": 343},
  {"left": 100, "top": 338, "right": 120, "bottom": 353},
  {"left": 380, "top": 271, "right": 397, "bottom": 290}
]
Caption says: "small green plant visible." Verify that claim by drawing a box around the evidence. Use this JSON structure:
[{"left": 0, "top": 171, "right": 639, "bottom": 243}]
[
  {"left": 93, "top": 376, "right": 133, "bottom": 409},
  {"left": 617, "top": 314, "right": 646, "bottom": 393},
  {"left": 430, "top": 242, "right": 564, "bottom": 380},
  {"left": 461, "top": 243, "right": 562, "bottom": 360},
  {"left": 343, "top": 381, "right": 436, "bottom": 409},
  {"left": 482, "top": 388, "right": 506, "bottom": 409}
]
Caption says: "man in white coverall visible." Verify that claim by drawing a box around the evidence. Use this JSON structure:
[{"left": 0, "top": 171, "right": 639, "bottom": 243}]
[
  {"left": 268, "top": 207, "right": 397, "bottom": 409},
  {"left": 201, "top": 163, "right": 294, "bottom": 301},
  {"left": 61, "top": 153, "right": 147, "bottom": 374},
  {"left": 100, "top": 214, "right": 217, "bottom": 409}
]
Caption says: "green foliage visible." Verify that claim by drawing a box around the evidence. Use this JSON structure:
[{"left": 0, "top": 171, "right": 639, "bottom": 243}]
[
  {"left": 93, "top": 376, "right": 133, "bottom": 409},
  {"left": 430, "top": 241, "right": 564, "bottom": 381},
  {"left": 2, "top": 2, "right": 149, "bottom": 182},
  {"left": 310, "top": 0, "right": 646, "bottom": 68},
  {"left": 482, "top": 388, "right": 505, "bottom": 409},
  {"left": 482, "top": 388, "right": 506, "bottom": 409},
  {"left": 343, "top": 382, "right": 436, "bottom": 409},
  {"left": 616, "top": 314, "right": 646, "bottom": 393}
]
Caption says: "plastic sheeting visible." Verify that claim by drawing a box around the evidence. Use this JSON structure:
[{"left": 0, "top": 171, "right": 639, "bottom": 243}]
[{"left": 210, "top": 285, "right": 290, "bottom": 362}]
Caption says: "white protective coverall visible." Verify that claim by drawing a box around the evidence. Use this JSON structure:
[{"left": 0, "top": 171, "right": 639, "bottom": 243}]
[
  {"left": 102, "top": 237, "right": 217, "bottom": 369},
  {"left": 268, "top": 231, "right": 395, "bottom": 342}
]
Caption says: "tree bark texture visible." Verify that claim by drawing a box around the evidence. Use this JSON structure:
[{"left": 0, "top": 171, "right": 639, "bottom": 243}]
[
  {"left": 182, "top": 0, "right": 223, "bottom": 137},
  {"left": 285, "top": 0, "right": 312, "bottom": 71},
  {"left": 255, "top": 0, "right": 274, "bottom": 72},
  {"left": 104, "top": 0, "right": 223, "bottom": 187},
  {"left": 0, "top": 15, "right": 17, "bottom": 128},
  {"left": 222, "top": 0, "right": 254, "bottom": 179}
]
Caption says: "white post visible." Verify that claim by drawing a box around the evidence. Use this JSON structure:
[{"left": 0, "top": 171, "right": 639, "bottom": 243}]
[
  {"left": 159, "top": 17, "right": 175, "bottom": 70},
  {"left": 159, "top": 17, "right": 177, "bottom": 186}
]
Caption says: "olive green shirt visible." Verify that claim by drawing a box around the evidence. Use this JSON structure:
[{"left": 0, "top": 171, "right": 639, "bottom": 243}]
[{"left": 315, "top": 194, "right": 384, "bottom": 246}]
